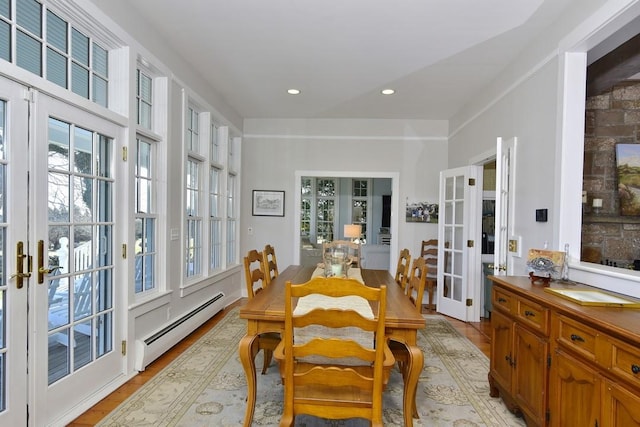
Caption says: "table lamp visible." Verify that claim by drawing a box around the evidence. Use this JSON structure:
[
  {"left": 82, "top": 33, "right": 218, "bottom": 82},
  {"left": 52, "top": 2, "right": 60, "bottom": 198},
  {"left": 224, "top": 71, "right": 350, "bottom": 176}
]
[{"left": 344, "top": 224, "right": 362, "bottom": 242}]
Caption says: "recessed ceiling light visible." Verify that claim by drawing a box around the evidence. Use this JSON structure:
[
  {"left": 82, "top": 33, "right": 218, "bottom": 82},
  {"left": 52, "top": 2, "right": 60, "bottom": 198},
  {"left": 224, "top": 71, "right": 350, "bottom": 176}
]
[
  {"left": 287, "top": 89, "right": 301, "bottom": 95},
  {"left": 381, "top": 89, "right": 395, "bottom": 95}
]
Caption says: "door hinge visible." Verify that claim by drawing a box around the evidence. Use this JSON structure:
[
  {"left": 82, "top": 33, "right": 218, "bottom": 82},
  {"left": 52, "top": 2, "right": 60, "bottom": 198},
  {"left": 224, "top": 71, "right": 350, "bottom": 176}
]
[
  {"left": 468, "top": 178, "right": 476, "bottom": 186},
  {"left": 122, "top": 146, "right": 127, "bottom": 161},
  {"left": 466, "top": 298, "right": 473, "bottom": 306},
  {"left": 121, "top": 340, "right": 127, "bottom": 356},
  {"left": 122, "top": 244, "right": 127, "bottom": 259},
  {"left": 467, "top": 240, "right": 474, "bottom": 248}
]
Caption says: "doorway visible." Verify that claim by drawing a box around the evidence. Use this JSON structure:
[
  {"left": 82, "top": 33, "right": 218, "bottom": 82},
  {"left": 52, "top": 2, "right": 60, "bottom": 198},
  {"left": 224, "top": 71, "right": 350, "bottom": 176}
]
[{"left": 0, "top": 78, "right": 125, "bottom": 425}]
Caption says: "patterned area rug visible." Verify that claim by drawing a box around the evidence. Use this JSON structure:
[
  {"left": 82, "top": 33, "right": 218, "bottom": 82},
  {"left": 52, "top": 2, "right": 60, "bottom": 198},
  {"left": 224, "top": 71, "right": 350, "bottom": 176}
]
[{"left": 97, "top": 308, "right": 525, "bottom": 426}]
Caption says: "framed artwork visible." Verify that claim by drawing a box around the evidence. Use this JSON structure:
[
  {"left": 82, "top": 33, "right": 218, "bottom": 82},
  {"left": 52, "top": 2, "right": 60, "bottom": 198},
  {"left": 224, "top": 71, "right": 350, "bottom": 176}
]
[
  {"left": 616, "top": 143, "right": 640, "bottom": 215},
  {"left": 405, "top": 200, "right": 438, "bottom": 223},
  {"left": 252, "top": 190, "right": 285, "bottom": 217}
]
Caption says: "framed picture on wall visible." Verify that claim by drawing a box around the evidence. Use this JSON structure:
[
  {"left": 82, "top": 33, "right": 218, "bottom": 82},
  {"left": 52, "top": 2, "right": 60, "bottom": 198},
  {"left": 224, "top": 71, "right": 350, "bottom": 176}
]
[
  {"left": 252, "top": 190, "right": 285, "bottom": 217},
  {"left": 616, "top": 143, "right": 640, "bottom": 216}
]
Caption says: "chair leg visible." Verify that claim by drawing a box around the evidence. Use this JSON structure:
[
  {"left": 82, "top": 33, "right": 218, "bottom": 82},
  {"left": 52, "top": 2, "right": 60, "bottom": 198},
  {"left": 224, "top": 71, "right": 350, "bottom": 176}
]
[{"left": 261, "top": 348, "right": 273, "bottom": 374}]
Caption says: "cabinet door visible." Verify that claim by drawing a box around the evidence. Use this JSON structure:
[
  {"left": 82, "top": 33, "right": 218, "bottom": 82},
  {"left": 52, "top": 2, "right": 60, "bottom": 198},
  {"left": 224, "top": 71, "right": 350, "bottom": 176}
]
[
  {"left": 490, "top": 309, "right": 513, "bottom": 392},
  {"left": 549, "top": 350, "right": 600, "bottom": 427},
  {"left": 602, "top": 379, "right": 640, "bottom": 426},
  {"left": 513, "top": 324, "right": 548, "bottom": 426}
]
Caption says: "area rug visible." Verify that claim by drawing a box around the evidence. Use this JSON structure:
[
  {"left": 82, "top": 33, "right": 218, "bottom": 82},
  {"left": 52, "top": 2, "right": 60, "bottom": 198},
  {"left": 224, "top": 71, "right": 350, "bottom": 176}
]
[{"left": 97, "top": 308, "right": 525, "bottom": 426}]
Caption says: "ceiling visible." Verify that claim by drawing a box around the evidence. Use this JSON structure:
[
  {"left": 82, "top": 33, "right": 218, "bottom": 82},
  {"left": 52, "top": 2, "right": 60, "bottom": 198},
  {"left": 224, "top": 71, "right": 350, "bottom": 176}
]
[{"left": 105, "top": 0, "right": 581, "bottom": 121}]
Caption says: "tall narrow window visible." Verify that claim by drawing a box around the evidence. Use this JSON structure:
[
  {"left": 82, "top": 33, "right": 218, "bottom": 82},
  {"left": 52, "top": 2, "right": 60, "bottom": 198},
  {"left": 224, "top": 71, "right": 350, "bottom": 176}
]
[
  {"left": 226, "top": 172, "right": 237, "bottom": 265},
  {"left": 187, "top": 107, "right": 199, "bottom": 152},
  {"left": 186, "top": 159, "right": 202, "bottom": 277},
  {"left": 301, "top": 177, "right": 312, "bottom": 239},
  {"left": 137, "top": 69, "right": 152, "bottom": 129},
  {"left": 316, "top": 178, "right": 337, "bottom": 243},
  {"left": 352, "top": 179, "right": 369, "bottom": 242},
  {"left": 209, "top": 166, "right": 222, "bottom": 270},
  {"left": 134, "top": 138, "right": 156, "bottom": 294}
]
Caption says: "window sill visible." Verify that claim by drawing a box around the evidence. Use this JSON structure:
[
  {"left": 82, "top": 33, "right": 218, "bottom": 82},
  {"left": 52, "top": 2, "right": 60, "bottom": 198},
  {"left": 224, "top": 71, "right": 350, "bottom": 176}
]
[{"left": 180, "top": 265, "right": 241, "bottom": 297}]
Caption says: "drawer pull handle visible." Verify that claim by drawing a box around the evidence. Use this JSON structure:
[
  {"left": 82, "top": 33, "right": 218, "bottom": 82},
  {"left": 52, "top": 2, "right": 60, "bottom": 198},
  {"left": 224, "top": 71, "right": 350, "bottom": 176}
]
[
  {"left": 632, "top": 364, "right": 640, "bottom": 374},
  {"left": 524, "top": 310, "right": 535, "bottom": 317},
  {"left": 570, "top": 334, "right": 585, "bottom": 342},
  {"left": 498, "top": 297, "right": 507, "bottom": 303}
]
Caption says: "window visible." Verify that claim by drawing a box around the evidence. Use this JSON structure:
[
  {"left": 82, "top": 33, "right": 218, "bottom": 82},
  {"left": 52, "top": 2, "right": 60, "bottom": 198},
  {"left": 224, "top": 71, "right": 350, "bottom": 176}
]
[
  {"left": 351, "top": 179, "right": 369, "bottom": 242},
  {"left": 186, "top": 106, "right": 199, "bottom": 152},
  {"left": 301, "top": 177, "right": 312, "bottom": 238},
  {"left": 1, "top": 0, "right": 110, "bottom": 107},
  {"left": 209, "top": 165, "right": 222, "bottom": 270},
  {"left": 316, "top": 178, "right": 337, "bottom": 243},
  {"left": 136, "top": 69, "right": 152, "bottom": 129},
  {"left": 134, "top": 138, "right": 156, "bottom": 295},
  {"left": 226, "top": 173, "right": 237, "bottom": 265},
  {"left": 185, "top": 158, "right": 202, "bottom": 277}
]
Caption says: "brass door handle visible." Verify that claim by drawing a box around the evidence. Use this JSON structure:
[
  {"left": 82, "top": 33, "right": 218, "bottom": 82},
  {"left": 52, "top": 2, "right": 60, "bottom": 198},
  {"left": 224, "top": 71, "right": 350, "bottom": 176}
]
[
  {"left": 38, "top": 240, "right": 61, "bottom": 284},
  {"left": 38, "top": 266, "right": 61, "bottom": 275},
  {"left": 12, "top": 241, "right": 30, "bottom": 289}
]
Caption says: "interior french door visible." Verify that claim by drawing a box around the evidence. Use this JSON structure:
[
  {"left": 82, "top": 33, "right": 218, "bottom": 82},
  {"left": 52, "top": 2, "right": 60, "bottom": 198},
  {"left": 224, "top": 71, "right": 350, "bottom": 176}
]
[
  {"left": 0, "top": 76, "right": 124, "bottom": 425},
  {"left": 494, "top": 137, "right": 517, "bottom": 276},
  {"left": 437, "top": 166, "right": 483, "bottom": 322}
]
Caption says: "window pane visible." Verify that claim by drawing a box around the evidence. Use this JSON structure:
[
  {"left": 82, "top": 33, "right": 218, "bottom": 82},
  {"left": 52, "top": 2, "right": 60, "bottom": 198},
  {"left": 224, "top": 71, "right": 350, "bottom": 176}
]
[
  {"left": 47, "top": 47, "right": 67, "bottom": 88},
  {"left": 16, "top": 30, "right": 41, "bottom": 75},
  {"left": 139, "top": 71, "right": 151, "bottom": 102},
  {"left": 71, "top": 62, "right": 89, "bottom": 98},
  {"left": 74, "top": 126, "right": 92, "bottom": 175},
  {"left": 0, "top": 0, "right": 9, "bottom": 19},
  {"left": 0, "top": 20, "right": 10, "bottom": 62},
  {"left": 46, "top": 10, "right": 67, "bottom": 53},
  {"left": 48, "top": 118, "right": 70, "bottom": 171},
  {"left": 71, "top": 28, "right": 88, "bottom": 66},
  {"left": 92, "top": 74, "right": 107, "bottom": 107},
  {"left": 16, "top": 0, "right": 41, "bottom": 37},
  {"left": 92, "top": 43, "right": 107, "bottom": 76}
]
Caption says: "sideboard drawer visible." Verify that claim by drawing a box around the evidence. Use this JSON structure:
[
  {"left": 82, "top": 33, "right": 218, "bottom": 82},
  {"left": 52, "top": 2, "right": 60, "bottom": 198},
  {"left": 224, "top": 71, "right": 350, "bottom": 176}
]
[
  {"left": 516, "top": 298, "right": 549, "bottom": 335},
  {"left": 556, "top": 315, "right": 599, "bottom": 362},
  {"left": 609, "top": 336, "right": 640, "bottom": 390},
  {"left": 493, "top": 288, "right": 515, "bottom": 314}
]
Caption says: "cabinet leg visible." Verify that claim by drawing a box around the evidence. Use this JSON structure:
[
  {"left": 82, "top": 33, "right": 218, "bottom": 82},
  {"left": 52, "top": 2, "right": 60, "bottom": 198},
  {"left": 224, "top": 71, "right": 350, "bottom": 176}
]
[{"left": 488, "top": 372, "right": 499, "bottom": 398}]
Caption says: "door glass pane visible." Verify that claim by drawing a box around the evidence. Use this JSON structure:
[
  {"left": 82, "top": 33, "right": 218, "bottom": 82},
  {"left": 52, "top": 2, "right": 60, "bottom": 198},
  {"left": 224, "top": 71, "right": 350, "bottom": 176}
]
[{"left": 48, "top": 120, "right": 114, "bottom": 385}]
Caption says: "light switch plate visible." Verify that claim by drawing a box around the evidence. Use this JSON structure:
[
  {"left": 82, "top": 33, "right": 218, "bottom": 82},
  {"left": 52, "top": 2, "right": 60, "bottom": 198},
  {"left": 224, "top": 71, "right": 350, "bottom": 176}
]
[{"left": 508, "top": 235, "right": 522, "bottom": 257}]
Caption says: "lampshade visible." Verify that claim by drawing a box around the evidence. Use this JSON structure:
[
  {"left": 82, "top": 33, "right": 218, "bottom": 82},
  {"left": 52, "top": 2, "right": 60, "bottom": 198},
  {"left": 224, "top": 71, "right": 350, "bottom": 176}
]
[{"left": 344, "top": 224, "right": 362, "bottom": 239}]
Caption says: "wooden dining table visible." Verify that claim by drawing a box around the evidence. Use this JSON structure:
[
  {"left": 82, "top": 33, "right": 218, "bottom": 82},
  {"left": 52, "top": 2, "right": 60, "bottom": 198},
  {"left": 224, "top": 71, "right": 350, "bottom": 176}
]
[{"left": 238, "top": 265, "right": 426, "bottom": 427}]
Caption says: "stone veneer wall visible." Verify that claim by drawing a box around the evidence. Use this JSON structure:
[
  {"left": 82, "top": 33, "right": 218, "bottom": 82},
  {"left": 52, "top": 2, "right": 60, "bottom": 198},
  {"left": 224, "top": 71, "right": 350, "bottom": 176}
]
[{"left": 582, "top": 80, "right": 640, "bottom": 268}]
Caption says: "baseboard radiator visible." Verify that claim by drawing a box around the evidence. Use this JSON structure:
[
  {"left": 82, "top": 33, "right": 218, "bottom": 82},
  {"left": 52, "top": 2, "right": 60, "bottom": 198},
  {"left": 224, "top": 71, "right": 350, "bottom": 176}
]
[{"left": 134, "top": 292, "right": 225, "bottom": 371}]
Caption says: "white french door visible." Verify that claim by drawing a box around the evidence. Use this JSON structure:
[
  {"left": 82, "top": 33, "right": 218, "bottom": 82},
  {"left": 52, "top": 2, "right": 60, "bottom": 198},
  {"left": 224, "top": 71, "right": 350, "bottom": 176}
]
[
  {"left": 494, "top": 137, "right": 517, "bottom": 276},
  {"left": 0, "top": 76, "right": 124, "bottom": 426},
  {"left": 0, "top": 76, "right": 30, "bottom": 427},
  {"left": 437, "top": 166, "right": 483, "bottom": 322}
]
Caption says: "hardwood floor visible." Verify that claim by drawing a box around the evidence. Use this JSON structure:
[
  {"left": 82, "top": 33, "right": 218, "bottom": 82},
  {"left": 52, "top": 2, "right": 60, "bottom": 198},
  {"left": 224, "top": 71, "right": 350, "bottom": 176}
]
[{"left": 68, "top": 301, "right": 492, "bottom": 426}]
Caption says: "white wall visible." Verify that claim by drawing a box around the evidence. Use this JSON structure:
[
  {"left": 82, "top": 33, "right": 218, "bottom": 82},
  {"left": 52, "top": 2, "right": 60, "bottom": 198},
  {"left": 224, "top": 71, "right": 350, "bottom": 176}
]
[
  {"left": 448, "top": 0, "right": 640, "bottom": 296},
  {"left": 241, "top": 118, "right": 447, "bottom": 278}
]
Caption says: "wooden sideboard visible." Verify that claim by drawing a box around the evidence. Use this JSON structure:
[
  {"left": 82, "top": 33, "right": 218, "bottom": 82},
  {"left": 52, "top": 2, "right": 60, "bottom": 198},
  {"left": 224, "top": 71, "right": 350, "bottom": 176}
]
[{"left": 488, "top": 276, "right": 640, "bottom": 427}]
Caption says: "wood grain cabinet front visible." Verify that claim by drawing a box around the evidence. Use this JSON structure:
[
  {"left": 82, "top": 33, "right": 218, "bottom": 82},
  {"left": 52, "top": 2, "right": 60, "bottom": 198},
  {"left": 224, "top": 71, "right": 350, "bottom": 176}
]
[
  {"left": 489, "top": 288, "right": 549, "bottom": 426},
  {"left": 489, "top": 276, "right": 640, "bottom": 427}
]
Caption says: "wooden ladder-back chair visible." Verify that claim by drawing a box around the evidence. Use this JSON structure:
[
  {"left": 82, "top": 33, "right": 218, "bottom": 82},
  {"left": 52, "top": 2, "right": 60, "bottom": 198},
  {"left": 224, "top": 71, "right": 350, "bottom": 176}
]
[
  {"left": 420, "top": 239, "right": 439, "bottom": 311},
  {"left": 394, "top": 248, "right": 411, "bottom": 291},
  {"left": 263, "top": 244, "right": 279, "bottom": 285},
  {"left": 275, "top": 276, "right": 394, "bottom": 427},
  {"left": 243, "top": 249, "right": 280, "bottom": 374},
  {"left": 391, "top": 256, "right": 427, "bottom": 418}
]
